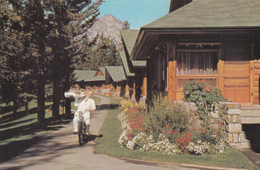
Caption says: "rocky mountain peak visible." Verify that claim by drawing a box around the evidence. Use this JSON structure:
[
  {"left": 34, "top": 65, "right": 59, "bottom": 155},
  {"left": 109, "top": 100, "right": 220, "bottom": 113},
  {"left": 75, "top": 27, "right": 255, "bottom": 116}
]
[{"left": 88, "top": 14, "right": 124, "bottom": 46}]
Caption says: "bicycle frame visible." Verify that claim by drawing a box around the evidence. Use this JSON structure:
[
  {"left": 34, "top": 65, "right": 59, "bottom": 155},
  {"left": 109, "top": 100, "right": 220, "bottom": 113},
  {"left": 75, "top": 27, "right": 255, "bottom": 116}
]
[{"left": 77, "top": 111, "right": 86, "bottom": 146}]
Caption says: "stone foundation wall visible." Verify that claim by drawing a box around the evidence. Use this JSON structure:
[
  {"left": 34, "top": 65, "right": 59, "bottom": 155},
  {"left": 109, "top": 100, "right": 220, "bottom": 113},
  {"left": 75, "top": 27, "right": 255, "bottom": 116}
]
[{"left": 215, "top": 102, "right": 242, "bottom": 149}]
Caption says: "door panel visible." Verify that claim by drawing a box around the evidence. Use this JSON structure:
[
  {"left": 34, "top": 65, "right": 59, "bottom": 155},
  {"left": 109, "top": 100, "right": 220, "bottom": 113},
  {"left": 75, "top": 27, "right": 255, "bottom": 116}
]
[{"left": 223, "top": 61, "right": 250, "bottom": 104}]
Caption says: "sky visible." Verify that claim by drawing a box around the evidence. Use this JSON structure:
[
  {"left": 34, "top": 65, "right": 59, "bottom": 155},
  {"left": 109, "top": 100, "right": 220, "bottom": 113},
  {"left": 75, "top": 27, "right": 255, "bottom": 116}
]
[{"left": 99, "top": 0, "right": 170, "bottom": 29}]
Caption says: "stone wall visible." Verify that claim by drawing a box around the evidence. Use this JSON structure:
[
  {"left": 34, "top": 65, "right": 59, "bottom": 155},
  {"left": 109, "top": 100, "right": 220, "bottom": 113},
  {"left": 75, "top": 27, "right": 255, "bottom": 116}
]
[{"left": 214, "top": 102, "right": 242, "bottom": 149}]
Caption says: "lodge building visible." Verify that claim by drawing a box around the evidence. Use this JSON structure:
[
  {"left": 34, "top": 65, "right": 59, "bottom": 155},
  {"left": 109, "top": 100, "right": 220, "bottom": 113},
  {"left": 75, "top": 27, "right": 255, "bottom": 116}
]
[{"left": 124, "top": 0, "right": 260, "bottom": 106}]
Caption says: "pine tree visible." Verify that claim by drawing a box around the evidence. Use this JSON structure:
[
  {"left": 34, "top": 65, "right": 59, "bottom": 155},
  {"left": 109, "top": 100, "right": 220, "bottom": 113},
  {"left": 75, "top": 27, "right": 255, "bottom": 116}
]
[
  {"left": 0, "top": 0, "right": 102, "bottom": 120},
  {"left": 45, "top": 0, "right": 102, "bottom": 117},
  {"left": 0, "top": 0, "right": 35, "bottom": 114},
  {"left": 74, "top": 33, "right": 122, "bottom": 70}
]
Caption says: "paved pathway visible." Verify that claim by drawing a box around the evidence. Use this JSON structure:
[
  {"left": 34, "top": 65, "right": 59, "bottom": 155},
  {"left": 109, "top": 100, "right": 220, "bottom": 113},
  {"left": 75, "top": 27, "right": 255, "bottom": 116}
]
[{"left": 0, "top": 95, "right": 253, "bottom": 170}]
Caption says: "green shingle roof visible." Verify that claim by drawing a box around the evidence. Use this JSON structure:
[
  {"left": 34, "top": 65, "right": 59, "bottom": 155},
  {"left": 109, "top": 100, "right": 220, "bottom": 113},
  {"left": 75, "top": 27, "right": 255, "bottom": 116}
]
[
  {"left": 144, "top": 0, "right": 260, "bottom": 29},
  {"left": 119, "top": 50, "right": 135, "bottom": 77},
  {"left": 105, "top": 66, "right": 126, "bottom": 82},
  {"left": 132, "top": 60, "right": 146, "bottom": 67},
  {"left": 74, "top": 70, "right": 105, "bottom": 82},
  {"left": 74, "top": 70, "right": 96, "bottom": 82},
  {"left": 120, "top": 29, "right": 147, "bottom": 67},
  {"left": 120, "top": 29, "right": 139, "bottom": 54},
  {"left": 99, "top": 67, "right": 105, "bottom": 75}
]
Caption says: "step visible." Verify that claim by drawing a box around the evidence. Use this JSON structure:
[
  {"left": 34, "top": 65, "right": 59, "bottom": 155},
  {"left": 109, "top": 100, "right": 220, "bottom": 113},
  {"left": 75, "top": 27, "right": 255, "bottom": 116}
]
[
  {"left": 240, "top": 131, "right": 251, "bottom": 149},
  {"left": 241, "top": 109, "right": 260, "bottom": 124}
]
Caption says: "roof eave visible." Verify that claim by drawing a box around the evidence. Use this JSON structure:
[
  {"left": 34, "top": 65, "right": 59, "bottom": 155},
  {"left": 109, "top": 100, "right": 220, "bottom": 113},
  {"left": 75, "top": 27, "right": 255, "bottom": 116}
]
[{"left": 132, "top": 26, "right": 260, "bottom": 60}]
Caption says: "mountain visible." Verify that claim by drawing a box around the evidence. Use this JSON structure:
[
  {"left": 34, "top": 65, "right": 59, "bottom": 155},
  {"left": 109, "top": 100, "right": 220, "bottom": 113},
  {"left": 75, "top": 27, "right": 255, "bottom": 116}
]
[{"left": 88, "top": 14, "right": 124, "bottom": 46}]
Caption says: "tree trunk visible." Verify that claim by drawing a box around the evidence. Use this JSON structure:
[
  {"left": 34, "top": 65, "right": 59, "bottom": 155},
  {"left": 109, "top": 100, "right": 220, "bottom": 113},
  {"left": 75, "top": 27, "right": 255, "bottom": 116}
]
[
  {"left": 12, "top": 96, "right": 17, "bottom": 115},
  {"left": 25, "top": 102, "right": 29, "bottom": 115},
  {"left": 36, "top": 2, "right": 46, "bottom": 123},
  {"left": 52, "top": 77, "right": 60, "bottom": 118},
  {"left": 37, "top": 75, "right": 45, "bottom": 122},
  {"left": 65, "top": 75, "right": 71, "bottom": 118}
]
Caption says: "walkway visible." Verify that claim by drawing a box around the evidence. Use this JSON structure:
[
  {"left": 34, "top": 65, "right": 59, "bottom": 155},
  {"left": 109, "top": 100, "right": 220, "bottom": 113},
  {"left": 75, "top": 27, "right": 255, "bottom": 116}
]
[{"left": 0, "top": 95, "right": 257, "bottom": 170}]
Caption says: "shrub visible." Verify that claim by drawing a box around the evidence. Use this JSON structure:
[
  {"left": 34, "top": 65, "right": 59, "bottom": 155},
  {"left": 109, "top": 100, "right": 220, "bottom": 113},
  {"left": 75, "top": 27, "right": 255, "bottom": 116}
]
[
  {"left": 120, "top": 99, "right": 134, "bottom": 109},
  {"left": 183, "top": 80, "right": 228, "bottom": 121},
  {"left": 142, "top": 95, "right": 189, "bottom": 142}
]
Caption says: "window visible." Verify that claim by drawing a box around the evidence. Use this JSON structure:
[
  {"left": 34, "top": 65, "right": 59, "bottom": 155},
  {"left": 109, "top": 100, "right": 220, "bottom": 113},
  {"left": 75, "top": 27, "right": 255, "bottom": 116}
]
[{"left": 177, "top": 51, "right": 218, "bottom": 75}]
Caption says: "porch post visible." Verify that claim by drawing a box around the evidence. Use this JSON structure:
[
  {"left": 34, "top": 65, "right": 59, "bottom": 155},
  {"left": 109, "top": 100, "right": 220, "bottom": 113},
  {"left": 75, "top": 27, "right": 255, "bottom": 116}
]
[
  {"left": 168, "top": 61, "right": 176, "bottom": 101},
  {"left": 218, "top": 60, "right": 224, "bottom": 93}
]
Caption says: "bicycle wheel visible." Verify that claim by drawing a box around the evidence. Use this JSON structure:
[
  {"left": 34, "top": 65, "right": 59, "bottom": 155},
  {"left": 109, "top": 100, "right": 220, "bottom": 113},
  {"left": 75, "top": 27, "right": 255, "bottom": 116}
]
[{"left": 78, "top": 122, "right": 84, "bottom": 146}]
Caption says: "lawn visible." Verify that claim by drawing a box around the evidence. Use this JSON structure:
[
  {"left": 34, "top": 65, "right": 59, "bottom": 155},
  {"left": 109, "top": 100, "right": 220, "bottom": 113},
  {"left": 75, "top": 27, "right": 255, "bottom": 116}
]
[{"left": 95, "top": 96, "right": 259, "bottom": 169}]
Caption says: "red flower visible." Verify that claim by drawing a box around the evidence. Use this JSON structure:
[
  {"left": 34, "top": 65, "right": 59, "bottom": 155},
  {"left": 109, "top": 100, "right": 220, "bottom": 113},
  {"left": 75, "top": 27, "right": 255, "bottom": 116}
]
[
  {"left": 174, "top": 131, "right": 178, "bottom": 134},
  {"left": 182, "top": 144, "right": 187, "bottom": 151},
  {"left": 219, "top": 122, "right": 223, "bottom": 126},
  {"left": 147, "top": 129, "right": 151, "bottom": 132},
  {"left": 169, "top": 129, "right": 174, "bottom": 133},
  {"left": 198, "top": 80, "right": 202, "bottom": 83},
  {"left": 166, "top": 124, "right": 170, "bottom": 128},
  {"left": 200, "top": 129, "right": 205, "bottom": 134}
]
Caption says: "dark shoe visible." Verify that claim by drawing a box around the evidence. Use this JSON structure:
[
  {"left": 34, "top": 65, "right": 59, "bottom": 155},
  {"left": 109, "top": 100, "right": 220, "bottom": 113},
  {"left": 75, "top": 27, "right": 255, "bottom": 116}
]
[{"left": 73, "top": 132, "right": 77, "bottom": 135}]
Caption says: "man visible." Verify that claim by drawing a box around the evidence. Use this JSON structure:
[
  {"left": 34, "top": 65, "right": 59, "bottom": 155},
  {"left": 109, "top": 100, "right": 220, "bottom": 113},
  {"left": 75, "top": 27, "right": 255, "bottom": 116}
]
[{"left": 73, "top": 90, "right": 96, "bottom": 134}]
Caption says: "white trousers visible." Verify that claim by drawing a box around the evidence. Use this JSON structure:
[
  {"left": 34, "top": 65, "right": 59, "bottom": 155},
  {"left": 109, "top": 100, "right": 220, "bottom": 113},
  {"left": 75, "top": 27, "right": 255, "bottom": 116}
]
[{"left": 73, "top": 114, "right": 90, "bottom": 132}]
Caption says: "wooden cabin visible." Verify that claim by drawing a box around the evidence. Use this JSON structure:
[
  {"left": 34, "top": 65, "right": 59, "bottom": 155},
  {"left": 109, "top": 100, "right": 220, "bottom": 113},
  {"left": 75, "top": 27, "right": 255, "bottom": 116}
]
[
  {"left": 129, "top": 0, "right": 260, "bottom": 105},
  {"left": 120, "top": 30, "right": 147, "bottom": 102}
]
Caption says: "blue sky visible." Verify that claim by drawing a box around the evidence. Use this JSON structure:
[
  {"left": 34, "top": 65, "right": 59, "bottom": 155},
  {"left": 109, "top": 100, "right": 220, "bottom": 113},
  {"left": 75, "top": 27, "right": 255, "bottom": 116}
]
[{"left": 99, "top": 0, "right": 170, "bottom": 29}]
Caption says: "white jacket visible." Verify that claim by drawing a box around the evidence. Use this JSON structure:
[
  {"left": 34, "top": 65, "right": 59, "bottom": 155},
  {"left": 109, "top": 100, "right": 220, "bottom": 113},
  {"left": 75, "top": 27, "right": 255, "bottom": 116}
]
[{"left": 75, "top": 98, "right": 96, "bottom": 119}]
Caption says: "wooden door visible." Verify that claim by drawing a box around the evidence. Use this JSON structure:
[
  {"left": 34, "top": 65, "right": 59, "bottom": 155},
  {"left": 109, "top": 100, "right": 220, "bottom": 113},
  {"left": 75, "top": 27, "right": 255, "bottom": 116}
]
[{"left": 223, "top": 61, "right": 250, "bottom": 104}]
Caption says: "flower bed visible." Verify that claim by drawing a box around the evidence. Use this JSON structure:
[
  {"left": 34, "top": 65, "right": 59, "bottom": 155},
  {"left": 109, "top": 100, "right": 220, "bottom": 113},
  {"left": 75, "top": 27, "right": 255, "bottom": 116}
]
[{"left": 118, "top": 95, "right": 229, "bottom": 155}]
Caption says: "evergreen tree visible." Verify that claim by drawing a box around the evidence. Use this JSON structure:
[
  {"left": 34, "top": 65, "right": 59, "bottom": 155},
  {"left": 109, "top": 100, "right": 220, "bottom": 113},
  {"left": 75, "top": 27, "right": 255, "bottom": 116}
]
[
  {"left": 0, "top": 0, "right": 35, "bottom": 114},
  {"left": 74, "top": 34, "right": 122, "bottom": 70},
  {"left": 0, "top": 0, "right": 102, "bottom": 121},
  {"left": 45, "top": 0, "right": 102, "bottom": 117},
  {"left": 122, "top": 20, "right": 130, "bottom": 29}
]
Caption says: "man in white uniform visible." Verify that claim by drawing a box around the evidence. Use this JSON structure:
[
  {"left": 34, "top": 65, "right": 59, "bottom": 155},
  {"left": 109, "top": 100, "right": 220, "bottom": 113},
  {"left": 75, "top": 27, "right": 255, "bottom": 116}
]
[{"left": 73, "top": 91, "right": 96, "bottom": 134}]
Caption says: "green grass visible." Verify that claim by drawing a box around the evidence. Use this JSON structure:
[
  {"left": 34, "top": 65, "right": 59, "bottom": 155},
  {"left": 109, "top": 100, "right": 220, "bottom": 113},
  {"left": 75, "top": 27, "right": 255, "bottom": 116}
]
[{"left": 95, "top": 96, "right": 258, "bottom": 170}]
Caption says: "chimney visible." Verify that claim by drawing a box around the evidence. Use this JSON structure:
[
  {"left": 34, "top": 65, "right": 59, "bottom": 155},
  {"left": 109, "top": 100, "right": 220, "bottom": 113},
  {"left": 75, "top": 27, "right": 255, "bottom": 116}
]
[{"left": 169, "top": 0, "right": 192, "bottom": 13}]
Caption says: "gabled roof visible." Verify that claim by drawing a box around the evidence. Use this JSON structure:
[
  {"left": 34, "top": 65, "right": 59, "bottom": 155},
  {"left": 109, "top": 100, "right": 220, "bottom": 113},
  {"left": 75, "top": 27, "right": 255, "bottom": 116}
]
[
  {"left": 119, "top": 50, "right": 135, "bottom": 77},
  {"left": 105, "top": 66, "right": 127, "bottom": 82},
  {"left": 132, "top": 0, "right": 260, "bottom": 60},
  {"left": 144, "top": 0, "right": 260, "bottom": 29},
  {"left": 99, "top": 67, "right": 106, "bottom": 75},
  {"left": 74, "top": 70, "right": 105, "bottom": 82},
  {"left": 169, "top": 0, "right": 192, "bottom": 13},
  {"left": 120, "top": 29, "right": 147, "bottom": 66},
  {"left": 120, "top": 29, "right": 139, "bottom": 54},
  {"left": 94, "top": 67, "right": 105, "bottom": 76}
]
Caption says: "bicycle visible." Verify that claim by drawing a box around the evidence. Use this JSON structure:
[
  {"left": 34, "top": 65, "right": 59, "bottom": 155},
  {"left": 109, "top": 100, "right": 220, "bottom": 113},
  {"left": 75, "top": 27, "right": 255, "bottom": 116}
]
[{"left": 77, "top": 111, "right": 89, "bottom": 146}]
